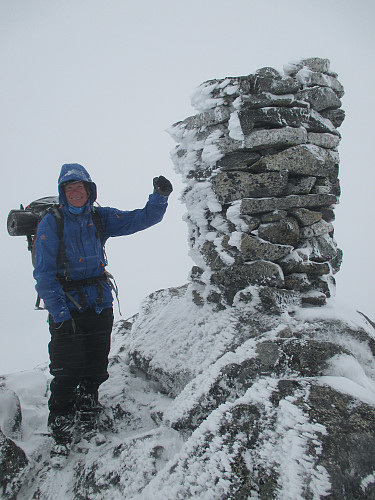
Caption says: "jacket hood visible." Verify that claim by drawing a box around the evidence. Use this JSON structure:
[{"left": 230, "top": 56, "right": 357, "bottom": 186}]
[{"left": 58, "top": 163, "right": 97, "bottom": 206}]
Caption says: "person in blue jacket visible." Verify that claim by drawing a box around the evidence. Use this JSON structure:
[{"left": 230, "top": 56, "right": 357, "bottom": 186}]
[{"left": 33, "top": 163, "right": 172, "bottom": 456}]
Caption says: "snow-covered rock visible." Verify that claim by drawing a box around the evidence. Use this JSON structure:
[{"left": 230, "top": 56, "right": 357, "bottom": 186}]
[
  {"left": 169, "top": 56, "right": 344, "bottom": 310},
  {"left": 0, "top": 428, "right": 28, "bottom": 498},
  {"left": 2, "top": 290, "right": 375, "bottom": 499}
]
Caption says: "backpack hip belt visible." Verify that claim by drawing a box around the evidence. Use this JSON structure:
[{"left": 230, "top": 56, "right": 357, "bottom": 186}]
[
  {"left": 57, "top": 272, "right": 121, "bottom": 314},
  {"left": 57, "top": 274, "right": 109, "bottom": 292}
]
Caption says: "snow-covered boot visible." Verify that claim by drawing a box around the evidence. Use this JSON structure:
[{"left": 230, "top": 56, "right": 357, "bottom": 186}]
[
  {"left": 50, "top": 442, "right": 71, "bottom": 468},
  {"left": 77, "top": 390, "right": 103, "bottom": 414},
  {"left": 76, "top": 391, "right": 106, "bottom": 444},
  {"left": 48, "top": 413, "right": 75, "bottom": 467}
]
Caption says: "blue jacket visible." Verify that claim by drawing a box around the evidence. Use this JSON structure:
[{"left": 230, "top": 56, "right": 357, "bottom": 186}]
[{"left": 33, "top": 164, "right": 169, "bottom": 323}]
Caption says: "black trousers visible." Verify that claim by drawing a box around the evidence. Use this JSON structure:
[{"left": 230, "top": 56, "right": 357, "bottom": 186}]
[{"left": 48, "top": 307, "right": 113, "bottom": 415}]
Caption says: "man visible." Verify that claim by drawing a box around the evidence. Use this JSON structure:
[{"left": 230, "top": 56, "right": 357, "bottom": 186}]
[{"left": 33, "top": 163, "right": 172, "bottom": 462}]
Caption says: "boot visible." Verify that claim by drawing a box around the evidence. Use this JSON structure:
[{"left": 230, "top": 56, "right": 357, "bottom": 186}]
[
  {"left": 50, "top": 442, "right": 71, "bottom": 468},
  {"left": 76, "top": 390, "right": 103, "bottom": 413},
  {"left": 76, "top": 389, "right": 105, "bottom": 443},
  {"left": 48, "top": 413, "right": 76, "bottom": 467}
]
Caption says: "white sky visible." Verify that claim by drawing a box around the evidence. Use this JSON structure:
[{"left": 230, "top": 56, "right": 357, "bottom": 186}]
[{"left": 1, "top": 0, "right": 374, "bottom": 374}]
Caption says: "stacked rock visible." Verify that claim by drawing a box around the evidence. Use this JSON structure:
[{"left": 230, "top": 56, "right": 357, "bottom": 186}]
[{"left": 169, "top": 57, "right": 344, "bottom": 313}]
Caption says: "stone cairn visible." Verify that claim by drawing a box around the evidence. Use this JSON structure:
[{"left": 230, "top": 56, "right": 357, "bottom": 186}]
[{"left": 169, "top": 57, "right": 345, "bottom": 313}]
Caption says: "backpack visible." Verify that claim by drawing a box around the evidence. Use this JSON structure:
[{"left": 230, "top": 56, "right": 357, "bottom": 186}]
[
  {"left": 7, "top": 197, "right": 120, "bottom": 312},
  {"left": 7, "top": 197, "right": 61, "bottom": 252}
]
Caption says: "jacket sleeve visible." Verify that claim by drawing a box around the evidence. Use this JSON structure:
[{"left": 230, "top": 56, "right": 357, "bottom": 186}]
[
  {"left": 33, "top": 214, "right": 72, "bottom": 323},
  {"left": 100, "top": 191, "right": 169, "bottom": 238}
]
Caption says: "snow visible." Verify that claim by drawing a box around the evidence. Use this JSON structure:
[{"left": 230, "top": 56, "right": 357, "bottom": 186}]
[
  {"left": 225, "top": 85, "right": 239, "bottom": 96},
  {"left": 294, "top": 298, "right": 375, "bottom": 334},
  {"left": 317, "top": 350, "right": 375, "bottom": 407},
  {"left": 3, "top": 369, "right": 49, "bottom": 449},
  {"left": 0, "top": 388, "right": 21, "bottom": 437},
  {"left": 218, "top": 78, "right": 232, "bottom": 89},
  {"left": 1, "top": 293, "right": 375, "bottom": 498},
  {"left": 190, "top": 79, "right": 239, "bottom": 114},
  {"left": 201, "top": 129, "right": 224, "bottom": 166},
  {"left": 228, "top": 111, "right": 244, "bottom": 141},
  {"left": 201, "top": 143, "right": 222, "bottom": 165},
  {"left": 232, "top": 96, "right": 243, "bottom": 109},
  {"left": 164, "top": 324, "right": 286, "bottom": 425},
  {"left": 190, "top": 82, "right": 225, "bottom": 112},
  {"left": 295, "top": 68, "right": 313, "bottom": 85},
  {"left": 129, "top": 289, "right": 241, "bottom": 380},
  {"left": 253, "top": 383, "right": 331, "bottom": 500},
  {"left": 180, "top": 178, "right": 234, "bottom": 273},
  {"left": 226, "top": 200, "right": 249, "bottom": 232},
  {"left": 318, "top": 375, "right": 375, "bottom": 407},
  {"left": 227, "top": 230, "right": 242, "bottom": 250},
  {"left": 361, "top": 473, "right": 375, "bottom": 494}
]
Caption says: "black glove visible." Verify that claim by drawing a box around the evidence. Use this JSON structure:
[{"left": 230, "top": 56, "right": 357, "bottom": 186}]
[{"left": 153, "top": 175, "right": 173, "bottom": 197}]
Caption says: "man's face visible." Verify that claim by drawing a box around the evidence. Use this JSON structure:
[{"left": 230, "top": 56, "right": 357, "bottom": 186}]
[{"left": 64, "top": 182, "right": 89, "bottom": 207}]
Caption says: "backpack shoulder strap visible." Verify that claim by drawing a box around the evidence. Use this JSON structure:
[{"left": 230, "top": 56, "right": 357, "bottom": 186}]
[
  {"left": 91, "top": 208, "right": 105, "bottom": 246},
  {"left": 48, "top": 207, "right": 71, "bottom": 280},
  {"left": 49, "top": 206, "right": 64, "bottom": 240},
  {"left": 34, "top": 206, "right": 68, "bottom": 309}
]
